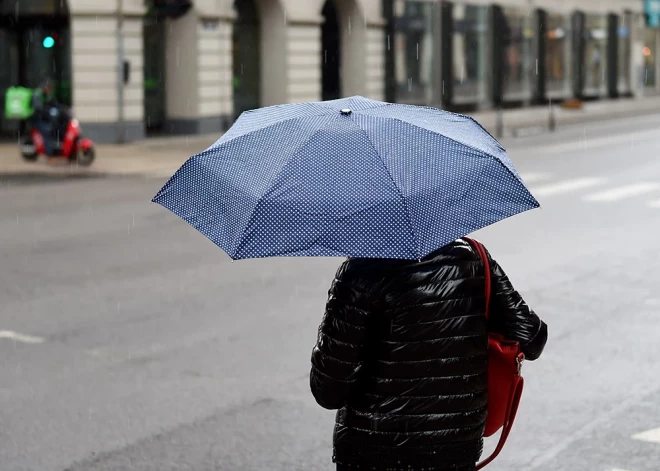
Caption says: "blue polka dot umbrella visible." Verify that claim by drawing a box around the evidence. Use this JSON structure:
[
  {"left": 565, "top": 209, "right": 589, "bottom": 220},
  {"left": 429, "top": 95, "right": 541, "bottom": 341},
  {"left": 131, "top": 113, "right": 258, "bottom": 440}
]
[{"left": 153, "top": 96, "right": 539, "bottom": 260}]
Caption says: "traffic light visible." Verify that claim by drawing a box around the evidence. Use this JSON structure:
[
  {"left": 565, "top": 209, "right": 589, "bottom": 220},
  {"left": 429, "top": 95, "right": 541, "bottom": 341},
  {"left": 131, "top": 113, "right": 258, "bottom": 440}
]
[{"left": 42, "top": 36, "right": 55, "bottom": 48}]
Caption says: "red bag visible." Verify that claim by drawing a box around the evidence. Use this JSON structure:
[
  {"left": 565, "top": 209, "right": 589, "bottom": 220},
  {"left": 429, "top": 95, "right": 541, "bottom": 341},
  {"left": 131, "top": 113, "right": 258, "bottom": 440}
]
[{"left": 463, "top": 238, "right": 525, "bottom": 470}]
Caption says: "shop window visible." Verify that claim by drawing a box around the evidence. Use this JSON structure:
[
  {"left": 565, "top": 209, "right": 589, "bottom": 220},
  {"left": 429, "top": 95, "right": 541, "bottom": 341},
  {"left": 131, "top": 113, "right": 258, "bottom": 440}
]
[
  {"left": 451, "top": 4, "right": 490, "bottom": 106},
  {"left": 583, "top": 14, "right": 609, "bottom": 96},
  {"left": 545, "top": 13, "right": 572, "bottom": 99},
  {"left": 643, "top": 28, "right": 658, "bottom": 88},
  {"left": 500, "top": 7, "right": 536, "bottom": 102},
  {"left": 393, "top": 0, "right": 440, "bottom": 106}
]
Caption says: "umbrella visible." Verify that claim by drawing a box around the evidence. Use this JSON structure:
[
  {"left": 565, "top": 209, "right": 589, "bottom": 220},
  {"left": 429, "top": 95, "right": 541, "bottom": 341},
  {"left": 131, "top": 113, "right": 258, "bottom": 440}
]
[{"left": 153, "top": 96, "right": 539, "bottom": 260}]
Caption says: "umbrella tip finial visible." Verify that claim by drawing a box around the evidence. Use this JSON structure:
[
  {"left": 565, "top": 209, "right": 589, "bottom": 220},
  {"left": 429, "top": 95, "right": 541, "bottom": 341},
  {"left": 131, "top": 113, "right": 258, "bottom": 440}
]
[{"left": 340, "top": 108, "right": 352, "bottom": 115}]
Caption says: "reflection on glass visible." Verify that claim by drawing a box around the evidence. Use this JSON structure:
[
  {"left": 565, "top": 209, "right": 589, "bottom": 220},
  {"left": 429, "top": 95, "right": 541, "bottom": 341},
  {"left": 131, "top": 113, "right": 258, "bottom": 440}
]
[
  {"left": 545, "top": 13, "right": 572, "bottom": 98},
  {"left": 501, "top": 8, "right": 536, "bottom": 101},
  {"left": 583, "top": 14, "right": 608, "bottom": 96},
  {"left": 643, "top": 28, "right": 657, "bottom": 89},
  {"left": 452, "top": 4, "right": 490, "bottom": 105},
  {"left": 617, "top": 13, "right": 632, "bottom": 94},
  {"left": 393, "top": 0, "right": 439, "bottom": 105}
]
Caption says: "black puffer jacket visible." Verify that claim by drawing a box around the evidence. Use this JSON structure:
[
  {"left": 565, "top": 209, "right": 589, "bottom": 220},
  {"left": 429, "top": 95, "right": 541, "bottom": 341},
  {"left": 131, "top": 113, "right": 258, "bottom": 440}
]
[{"left": 310, "top": 239, "right": 547, "bottom": 470}]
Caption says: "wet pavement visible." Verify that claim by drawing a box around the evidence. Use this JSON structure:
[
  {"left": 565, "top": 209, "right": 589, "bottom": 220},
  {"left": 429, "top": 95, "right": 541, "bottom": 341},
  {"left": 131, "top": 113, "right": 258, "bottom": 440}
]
[{"left": 2, "top": 114, "right": 660, "bottom": 470}]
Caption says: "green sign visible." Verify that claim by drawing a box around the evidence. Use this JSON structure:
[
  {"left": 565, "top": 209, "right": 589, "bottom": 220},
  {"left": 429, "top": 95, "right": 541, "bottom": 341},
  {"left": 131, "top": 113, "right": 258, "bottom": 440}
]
[{"left": 646, "top": 0, "right": 660, "bottom": 27}]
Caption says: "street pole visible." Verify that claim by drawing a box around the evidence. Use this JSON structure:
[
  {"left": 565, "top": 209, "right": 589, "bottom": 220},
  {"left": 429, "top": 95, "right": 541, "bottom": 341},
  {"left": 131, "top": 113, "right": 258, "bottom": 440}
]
[
  {"left": 549, "top": 98, "right": 556, "bottom": 132},
  {"left": 117, "top": 0, "right": 125, "bottom": 143},
  {"left": 495, "top": 107, "right": 504, "bottom": 139}
]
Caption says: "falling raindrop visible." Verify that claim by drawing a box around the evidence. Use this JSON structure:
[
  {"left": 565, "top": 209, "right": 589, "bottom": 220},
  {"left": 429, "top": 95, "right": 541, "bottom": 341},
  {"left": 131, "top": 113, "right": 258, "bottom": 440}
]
[
  {"left": 348, "top": 16, "right": 352, "bottom": 35},
  {"left": 387, "top": 34, "right": 391, "bottom": 51},
  {"left": 416, "top": 43, "right": 419, "bottom": 60}
]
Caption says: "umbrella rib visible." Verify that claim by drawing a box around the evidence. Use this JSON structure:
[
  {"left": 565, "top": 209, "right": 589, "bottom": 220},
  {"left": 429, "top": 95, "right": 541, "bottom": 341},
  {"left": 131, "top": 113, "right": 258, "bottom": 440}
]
[
  {"left": 348, "top": 120, "right": 421, "bottom": 260},
  {"left": 231, "top": 120, "right": 334, "bottom": 258},
  {"left": 216, "top": 110, "right": 338, "bottom": 148},
  {"left": 366, "top": 114, "right": 531, "bottom": 197}
]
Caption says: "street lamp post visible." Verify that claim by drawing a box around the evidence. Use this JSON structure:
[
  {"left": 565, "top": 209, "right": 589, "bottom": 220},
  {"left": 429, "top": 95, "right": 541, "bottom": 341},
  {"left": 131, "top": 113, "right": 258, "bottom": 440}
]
[{"left": 117, "top": 0, "right": 126, "bottom": 143}]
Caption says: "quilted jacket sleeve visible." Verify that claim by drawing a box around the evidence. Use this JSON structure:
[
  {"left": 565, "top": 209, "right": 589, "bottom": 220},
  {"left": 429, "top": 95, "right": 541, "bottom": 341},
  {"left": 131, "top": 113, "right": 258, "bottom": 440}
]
[
  {"left": 310, "top": 260, "right": 373, "bottom": 410},
  {"left": 486, "top": 250, "right": 548, "bottom": 361}
]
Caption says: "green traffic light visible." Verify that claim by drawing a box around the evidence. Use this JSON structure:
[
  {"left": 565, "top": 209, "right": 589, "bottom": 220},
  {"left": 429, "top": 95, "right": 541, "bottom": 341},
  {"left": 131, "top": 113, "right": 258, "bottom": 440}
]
[{"left": 43, "top": 36, "right": 55, "bottom": 48}]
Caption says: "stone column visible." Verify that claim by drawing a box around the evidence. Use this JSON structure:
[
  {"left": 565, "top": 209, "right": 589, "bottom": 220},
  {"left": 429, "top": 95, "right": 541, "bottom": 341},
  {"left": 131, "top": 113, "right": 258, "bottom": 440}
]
[
  {"left": 365, "top": 20, "right": 386, "bottom": 101},
  {"left": 163, "top": 10, "right": 232, "bottom": 135},
  {"left": 286, "top": 20, "right": 323, "bottom": 103}
]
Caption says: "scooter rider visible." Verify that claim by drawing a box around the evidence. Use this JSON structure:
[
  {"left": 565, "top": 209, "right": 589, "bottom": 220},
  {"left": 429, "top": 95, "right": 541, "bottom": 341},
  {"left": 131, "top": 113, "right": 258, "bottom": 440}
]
[{"left": 30, "top": 79, "right": 57, "bottom": 157}]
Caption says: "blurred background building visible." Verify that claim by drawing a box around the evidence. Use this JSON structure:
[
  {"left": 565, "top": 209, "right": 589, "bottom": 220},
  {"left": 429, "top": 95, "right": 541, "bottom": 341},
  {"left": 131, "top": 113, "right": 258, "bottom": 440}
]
[{"left": 0, "top": 0, "right": 658, "bottom": 143}]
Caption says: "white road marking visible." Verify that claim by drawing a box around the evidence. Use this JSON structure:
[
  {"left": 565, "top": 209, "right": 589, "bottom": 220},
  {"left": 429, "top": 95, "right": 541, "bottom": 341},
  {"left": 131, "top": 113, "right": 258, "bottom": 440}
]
[
  {"left": 145, "top": 170, "right": 177, "bottom": 180},
  {"left": 0, "top": 330, "right": 45, "bottom": 344},
  {"left": 647, "top": 199, "right": 660, "bottom": 208},
  {"left": 609, "top": 468, "right": 633, "bottom": 471},
  {"left": 632, "top": 427, "right": 660, "bottom": 444},
  {"left": 531, "top": 177, "right": 606, "bottom": 197},
  {"left": 519, "top": 172, "right": 553, "bottom": 184},
  {"left": 538, "top": 128, "right": 660, "bottom": 154},
  {"left": 583, "top": 182, "right": 660, "bottom": 202}
]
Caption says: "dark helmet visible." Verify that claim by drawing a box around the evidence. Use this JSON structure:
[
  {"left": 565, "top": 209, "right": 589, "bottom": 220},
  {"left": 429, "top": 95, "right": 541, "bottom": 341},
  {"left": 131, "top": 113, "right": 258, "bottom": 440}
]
[{"left": 40, "top": 78, "right": 53, "bottom": 93}]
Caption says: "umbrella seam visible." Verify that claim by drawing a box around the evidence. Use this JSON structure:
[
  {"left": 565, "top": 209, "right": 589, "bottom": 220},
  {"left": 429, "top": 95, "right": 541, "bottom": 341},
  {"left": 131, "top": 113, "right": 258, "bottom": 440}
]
[
  {"left": 362, "top": 115, "right": 536, "bottom": 206},
  {"left": 218, "top": 100, "right": 391, "bottom": 149},
  {"left": 231, "top": 116, "right": 337, "bottom": 258},
  {"left": 377, "top": 102, "right": 506, "bottom": 152},
  {"left": 348, "top": 120, "right": 421, "bottom": 260},
  {"left": 215, "top": 109, "right": 339, "bottom": 149}
]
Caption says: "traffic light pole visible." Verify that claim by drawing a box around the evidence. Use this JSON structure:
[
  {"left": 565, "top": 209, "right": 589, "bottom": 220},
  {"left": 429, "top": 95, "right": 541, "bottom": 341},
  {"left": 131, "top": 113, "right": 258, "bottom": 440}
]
[{"left": 117, "top": 0, "right": 126, "bottom": 143}]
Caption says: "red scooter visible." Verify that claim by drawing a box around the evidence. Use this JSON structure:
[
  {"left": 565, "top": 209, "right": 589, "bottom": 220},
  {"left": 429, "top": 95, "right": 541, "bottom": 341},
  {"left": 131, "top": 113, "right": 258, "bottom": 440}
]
[{"left": 21, "top": 106, "right": 96, "bottom": 166}]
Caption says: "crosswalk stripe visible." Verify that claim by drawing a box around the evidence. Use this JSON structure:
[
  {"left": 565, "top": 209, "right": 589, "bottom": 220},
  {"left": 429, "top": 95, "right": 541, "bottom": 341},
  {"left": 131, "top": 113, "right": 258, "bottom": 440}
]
[
  {"left": 0, "top": 330, "right": 45, "bottom": 344},
  {"left": 647, "top": 200, "right": 660, "bottom": 208},
  {"left": 531, "top": 177, "right": 606, "bottom": 197},
  {"left": 632, "top": 427, "right": 660, "bottom": 444},
  {"left": 519, "top": 172, "right": 553, "bottom": 184},
  {"left": 583, "top": 182, "right": 660, "bottom": 202}
]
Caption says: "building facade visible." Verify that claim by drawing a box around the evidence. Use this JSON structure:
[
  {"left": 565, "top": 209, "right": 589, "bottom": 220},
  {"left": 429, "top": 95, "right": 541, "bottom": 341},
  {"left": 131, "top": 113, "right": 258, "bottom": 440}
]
[
  {"left": 0, "top": 0, "right": 658, "bottom": 143},
  {"left": 387, "top": 0, "right": 659, "bottom": 111},
  {"left": 0, "top": 0, "right": 386, "bottom": 142}
]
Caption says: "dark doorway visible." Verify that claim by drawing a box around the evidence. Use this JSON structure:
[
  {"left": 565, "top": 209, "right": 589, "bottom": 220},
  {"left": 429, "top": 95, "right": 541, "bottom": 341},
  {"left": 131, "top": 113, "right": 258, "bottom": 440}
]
[
  {"left": 321, "top": 0, "right": 341, "bottom": 101},
  {"left": 233, "top": 0, "right": 260, "bottom": 120},
  {"left": 0, "top": 1, "right": 71, "bottom": 138},
  {"left": 143, "top": 14, "right": 167, "bottom": 134}
]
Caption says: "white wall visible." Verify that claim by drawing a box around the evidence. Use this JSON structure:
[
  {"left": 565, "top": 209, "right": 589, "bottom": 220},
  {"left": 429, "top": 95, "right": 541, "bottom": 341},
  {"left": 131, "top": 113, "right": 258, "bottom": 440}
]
[
  {"left": 71, "top": 15, "right": 143, "bottom": 124},
  {"left": 165, "top": 11, "right": 199, "bottom": 119}
]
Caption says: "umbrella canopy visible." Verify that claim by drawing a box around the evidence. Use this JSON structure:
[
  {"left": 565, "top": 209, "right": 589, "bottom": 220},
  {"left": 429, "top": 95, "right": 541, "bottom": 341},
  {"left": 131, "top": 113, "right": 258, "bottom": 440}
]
[{"left": 153, "top": 96, "right": 539, "bottom": 260}]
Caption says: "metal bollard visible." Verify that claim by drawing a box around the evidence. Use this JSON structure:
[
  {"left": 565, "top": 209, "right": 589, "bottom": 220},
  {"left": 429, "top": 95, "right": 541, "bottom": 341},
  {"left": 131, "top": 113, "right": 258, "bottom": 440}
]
[
  {"left": 549, "top": 99, "right": 556, "bottom": 132},
  {"left": 496, "top": 107, "right": 504, "bottom": 138}
]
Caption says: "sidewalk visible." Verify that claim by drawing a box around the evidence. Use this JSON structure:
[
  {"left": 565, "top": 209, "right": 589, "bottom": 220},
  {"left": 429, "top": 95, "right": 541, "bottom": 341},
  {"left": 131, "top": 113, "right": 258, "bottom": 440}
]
[
  {"left": 473, "top": 95, "right": 660, "bottom": 137},
  {"left": 0, "top": 133, "right": 218, "bottom": 178},
  {"left": 1, "top": 95, "right": 658, "bottom": 178}
]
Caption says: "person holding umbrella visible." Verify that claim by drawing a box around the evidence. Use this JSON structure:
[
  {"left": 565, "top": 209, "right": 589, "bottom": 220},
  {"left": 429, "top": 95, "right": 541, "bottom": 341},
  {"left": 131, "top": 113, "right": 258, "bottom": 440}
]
[
  {"left": 153, "top": 96, "right": 548, "bottom": 471},
  {"left": 310, "top": 239, "right": 547, "bottom": 471}
]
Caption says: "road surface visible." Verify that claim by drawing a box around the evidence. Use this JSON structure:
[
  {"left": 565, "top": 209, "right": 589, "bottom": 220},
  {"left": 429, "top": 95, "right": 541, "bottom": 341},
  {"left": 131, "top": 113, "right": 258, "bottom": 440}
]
[{"left": 1, "top": 114, "right": 660, "bottom": 471}]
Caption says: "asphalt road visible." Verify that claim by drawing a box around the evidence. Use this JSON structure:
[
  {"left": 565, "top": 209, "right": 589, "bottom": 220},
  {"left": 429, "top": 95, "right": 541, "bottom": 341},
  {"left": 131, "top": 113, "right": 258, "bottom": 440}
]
[{"left": 2, "top": 114, "right": 660, "bottom": 471}]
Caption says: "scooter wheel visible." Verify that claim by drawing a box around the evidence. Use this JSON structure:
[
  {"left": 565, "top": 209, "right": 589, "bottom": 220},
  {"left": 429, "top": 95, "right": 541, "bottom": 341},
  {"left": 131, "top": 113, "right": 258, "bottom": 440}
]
[
  {"left": 21, "top": 151, "right": 39, "bottom": 162},
  {"left": 76, "top": 147, "right": 96, "bottom": 167},
  {"left": 20, "top": 141, "right": 38, "bottom": 161}
]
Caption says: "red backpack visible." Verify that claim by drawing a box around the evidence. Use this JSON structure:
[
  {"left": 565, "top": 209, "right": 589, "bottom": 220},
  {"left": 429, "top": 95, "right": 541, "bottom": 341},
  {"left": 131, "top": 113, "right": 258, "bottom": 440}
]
[{"left": 464, "top": 238, "right": 525, "bottom": 469}]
